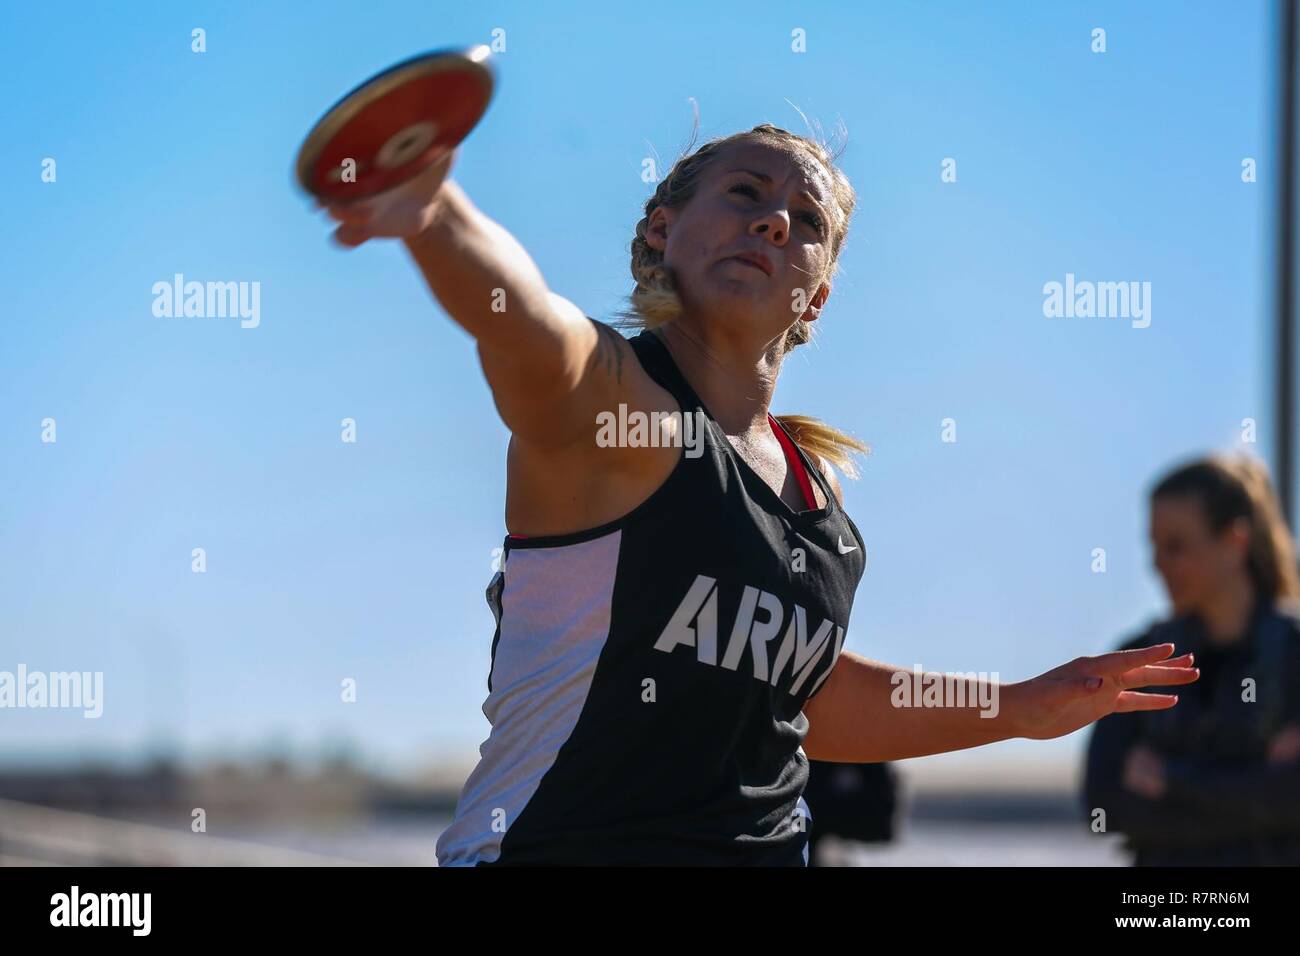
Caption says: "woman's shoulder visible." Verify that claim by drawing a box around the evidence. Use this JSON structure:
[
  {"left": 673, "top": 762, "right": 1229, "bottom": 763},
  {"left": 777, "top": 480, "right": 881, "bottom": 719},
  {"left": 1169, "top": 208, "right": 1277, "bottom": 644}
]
[
  {"left": 807, "top": 452, "right": 844, "bottom": 507},
  {"left": 1261, "top": 598, "right": 1300, "bottom": 665},
  {"left": 1113, "top": 598, "right": 1300, "bottom": 655},
  {"left": 1267, "top": 596, "right": 1300, "bottom": 631}
]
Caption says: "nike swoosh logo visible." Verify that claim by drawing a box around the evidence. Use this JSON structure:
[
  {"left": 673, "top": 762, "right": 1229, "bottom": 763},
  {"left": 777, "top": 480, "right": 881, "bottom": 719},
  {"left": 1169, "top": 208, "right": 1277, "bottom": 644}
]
[{"left": 837, "top": 535, "right": 858, "bottom": 554}]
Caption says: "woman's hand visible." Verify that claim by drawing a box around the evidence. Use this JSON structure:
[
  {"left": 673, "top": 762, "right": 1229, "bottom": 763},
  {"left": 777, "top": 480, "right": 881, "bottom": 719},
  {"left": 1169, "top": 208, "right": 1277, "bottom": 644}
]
[
  {"left": 1008, "top": 643, "right": 1198, "bottom": 741},
  {"left": 1122, "top": 744, "right": 1168, "bottom": 798},
  {"left": 319, "top": 148, "right": 457, "bottom": 248},
  {"left": 1267, "top": 723, "right": 1300, "bottom": 764}
]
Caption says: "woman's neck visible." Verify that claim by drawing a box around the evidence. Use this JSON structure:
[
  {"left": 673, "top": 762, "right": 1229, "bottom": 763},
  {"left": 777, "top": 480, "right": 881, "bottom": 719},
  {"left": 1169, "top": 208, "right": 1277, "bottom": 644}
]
[
  {"left": 652, "top": 320, "right": 781, "bottom": 437},
  {"left": 1197, "top": 574, "right": 1260, "bottom": 646}
]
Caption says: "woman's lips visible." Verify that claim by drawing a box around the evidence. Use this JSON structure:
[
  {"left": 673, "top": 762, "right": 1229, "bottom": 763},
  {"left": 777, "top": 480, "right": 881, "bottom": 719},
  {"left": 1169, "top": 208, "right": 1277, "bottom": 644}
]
[{"left": 725, "top": 256, "right": 770, "bottom": 275}]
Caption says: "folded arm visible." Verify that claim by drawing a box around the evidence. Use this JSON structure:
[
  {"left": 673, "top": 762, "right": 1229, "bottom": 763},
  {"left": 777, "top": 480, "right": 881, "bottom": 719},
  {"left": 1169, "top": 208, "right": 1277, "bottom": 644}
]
[
  {"left": 1161, "top": 752, "right": 1300, "bottom": 830},
  {"left": 1082, "top": 712, "right": 1228, "bottom": 844}
]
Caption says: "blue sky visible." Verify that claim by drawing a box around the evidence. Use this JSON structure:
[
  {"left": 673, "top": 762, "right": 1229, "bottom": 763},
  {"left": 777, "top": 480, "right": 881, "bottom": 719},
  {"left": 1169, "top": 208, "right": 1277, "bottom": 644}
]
[{"left": 0, "top": 1, "right": 1283, "bottom": 778}]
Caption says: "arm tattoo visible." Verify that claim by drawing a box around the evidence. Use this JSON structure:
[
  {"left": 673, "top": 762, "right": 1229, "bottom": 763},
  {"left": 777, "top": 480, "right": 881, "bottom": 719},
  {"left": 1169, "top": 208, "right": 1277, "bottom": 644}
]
[{"left": 590, "top": 318, "right": 626, "bottom": 385}]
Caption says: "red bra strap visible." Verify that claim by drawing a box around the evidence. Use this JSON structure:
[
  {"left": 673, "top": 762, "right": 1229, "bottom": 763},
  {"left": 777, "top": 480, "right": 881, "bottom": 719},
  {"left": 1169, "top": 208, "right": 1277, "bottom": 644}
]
[{"left": 768, "top": 413, "right": 817, "bottom": 509}]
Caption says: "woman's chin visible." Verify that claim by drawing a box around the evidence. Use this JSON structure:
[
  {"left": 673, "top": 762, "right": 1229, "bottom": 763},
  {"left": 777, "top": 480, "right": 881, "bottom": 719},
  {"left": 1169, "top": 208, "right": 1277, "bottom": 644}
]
[{"left": 700, "top": 280, "right": 784, "bottom": 313}]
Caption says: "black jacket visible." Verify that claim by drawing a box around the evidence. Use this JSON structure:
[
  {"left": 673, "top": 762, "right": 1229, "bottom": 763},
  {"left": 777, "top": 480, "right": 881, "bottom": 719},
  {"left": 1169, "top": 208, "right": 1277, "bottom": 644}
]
[
  {"left": 1082, "top": 597, "right": 1300, "bottom": 865},
  {"left": 803, "top": 760, "right": 897, "bottom": 846}
]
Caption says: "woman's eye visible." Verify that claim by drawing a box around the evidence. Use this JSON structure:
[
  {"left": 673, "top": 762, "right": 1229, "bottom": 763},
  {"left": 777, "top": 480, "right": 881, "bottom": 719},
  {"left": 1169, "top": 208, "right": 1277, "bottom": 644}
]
[{"left": 730, "top": 183, "right": 825, "bottom": 236}]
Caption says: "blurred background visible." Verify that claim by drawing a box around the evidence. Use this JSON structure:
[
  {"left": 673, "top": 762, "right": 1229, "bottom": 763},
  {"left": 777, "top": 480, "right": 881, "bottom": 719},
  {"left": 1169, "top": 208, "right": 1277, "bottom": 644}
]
[{"left": 0, "top": 0, "right": 1291, "bottom": 864}]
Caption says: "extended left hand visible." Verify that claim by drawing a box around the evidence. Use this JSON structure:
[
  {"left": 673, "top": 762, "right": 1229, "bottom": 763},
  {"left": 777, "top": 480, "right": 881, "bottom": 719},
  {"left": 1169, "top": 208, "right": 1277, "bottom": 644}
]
[{"left": 1010, "top": 643, "right": 1199, "bottom": 741}]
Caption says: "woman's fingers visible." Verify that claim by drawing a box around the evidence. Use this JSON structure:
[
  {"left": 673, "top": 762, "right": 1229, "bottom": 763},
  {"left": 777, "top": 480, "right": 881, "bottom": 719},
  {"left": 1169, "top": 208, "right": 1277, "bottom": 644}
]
[
  {"left": 1113, "top": 690, "right": 1180, "bottom": 713},
  {"left": 1090, "top": 643, "right": 1179, "bottom": 676},
  {"left": 323, "top": 200, "right": 375, "bottom": 225},
  {"left": 1119, "top": 663, "right": 1201, "bottom": 690},
  {"left": 317, "top": 151, "right": 451, "bottom": 243},
  {"left": 332, "top": 222, "right": 371, "bottom": 248}
]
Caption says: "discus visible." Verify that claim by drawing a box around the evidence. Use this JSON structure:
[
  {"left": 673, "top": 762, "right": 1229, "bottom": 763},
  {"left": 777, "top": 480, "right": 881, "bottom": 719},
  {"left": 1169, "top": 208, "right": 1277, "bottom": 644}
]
[{"left": 295, "top": 44, "right": 495, "bottom": 203}]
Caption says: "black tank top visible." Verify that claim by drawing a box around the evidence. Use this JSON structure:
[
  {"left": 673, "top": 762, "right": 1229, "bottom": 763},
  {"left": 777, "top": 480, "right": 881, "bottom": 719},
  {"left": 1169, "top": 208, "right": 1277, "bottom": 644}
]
[{"left": 435, "top": 327, "right": 868, "bottom": 866}]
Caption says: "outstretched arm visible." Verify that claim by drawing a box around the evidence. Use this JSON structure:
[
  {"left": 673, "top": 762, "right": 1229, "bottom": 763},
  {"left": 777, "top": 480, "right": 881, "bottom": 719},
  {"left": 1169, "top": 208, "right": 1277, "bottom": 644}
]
[
  {"left": 321, "top": 154, "right": 651, "bottom": 451},
  {"left": 802, "top": 643, "right": 1199, "bottom": 763}
]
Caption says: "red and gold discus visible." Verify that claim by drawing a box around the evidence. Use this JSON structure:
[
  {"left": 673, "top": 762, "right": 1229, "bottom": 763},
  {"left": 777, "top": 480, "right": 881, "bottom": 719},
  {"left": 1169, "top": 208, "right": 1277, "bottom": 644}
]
[{"left": 295, "top": 45, "right": 495, "bottom": 203}]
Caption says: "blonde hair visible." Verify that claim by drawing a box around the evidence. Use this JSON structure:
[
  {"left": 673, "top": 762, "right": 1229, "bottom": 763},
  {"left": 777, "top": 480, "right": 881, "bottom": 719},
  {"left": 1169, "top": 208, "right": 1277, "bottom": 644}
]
[
  {"left": 1151, "top": 453, "right": 1300, "bottom": 600},
  {"left": 615, "top": 123, "right": 869, "bottom": 479}
]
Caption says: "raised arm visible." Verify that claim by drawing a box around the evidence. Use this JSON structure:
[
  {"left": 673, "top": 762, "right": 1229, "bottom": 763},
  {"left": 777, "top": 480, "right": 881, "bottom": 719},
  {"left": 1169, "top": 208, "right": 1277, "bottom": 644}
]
[{"left": 322, "top": 153, "right": 650, "bottom": 451}]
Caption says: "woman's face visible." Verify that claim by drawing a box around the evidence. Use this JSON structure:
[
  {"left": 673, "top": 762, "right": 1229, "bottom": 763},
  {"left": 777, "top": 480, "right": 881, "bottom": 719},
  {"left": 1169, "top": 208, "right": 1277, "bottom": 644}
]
[
  {"left": 645, "top": 139, "right": 835, "bottom": 344},
  {"left": 1149, "top": 494, "right": 1248, "bottom": 614}
]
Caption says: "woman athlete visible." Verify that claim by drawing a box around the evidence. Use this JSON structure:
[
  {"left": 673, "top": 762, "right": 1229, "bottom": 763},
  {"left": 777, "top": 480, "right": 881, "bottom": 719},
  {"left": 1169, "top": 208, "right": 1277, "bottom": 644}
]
[{"left": 320, "top": 123, "right": 1200, "bottom": 866}]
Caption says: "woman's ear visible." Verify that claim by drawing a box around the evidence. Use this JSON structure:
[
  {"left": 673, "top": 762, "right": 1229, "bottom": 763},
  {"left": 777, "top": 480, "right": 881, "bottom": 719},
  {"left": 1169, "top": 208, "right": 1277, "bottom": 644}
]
[
  {"left": 804, "top": 283, "right": 831, "bottom": 322},
  {"left": 645, "top": 206, "right": 673, "bottom": 252},
  {"left": 1228, "top": 516, "right": 1252, "bottom": 563}
]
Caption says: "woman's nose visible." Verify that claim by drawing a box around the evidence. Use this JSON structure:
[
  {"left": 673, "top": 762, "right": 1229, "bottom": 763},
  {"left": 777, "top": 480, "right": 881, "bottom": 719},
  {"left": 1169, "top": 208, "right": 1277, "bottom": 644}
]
[{"left": 751, "top": 213, "right": 789, "bottom": 244}]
